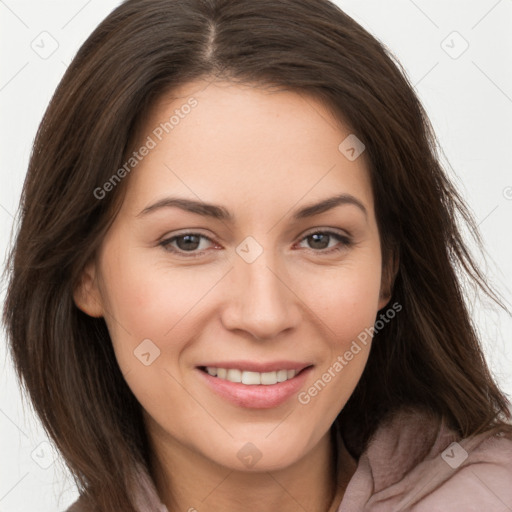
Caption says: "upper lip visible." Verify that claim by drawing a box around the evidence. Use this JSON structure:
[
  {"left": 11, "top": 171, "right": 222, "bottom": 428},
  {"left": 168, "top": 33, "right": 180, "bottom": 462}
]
[{"left": 197, "top": 360, "right": 313, "bottom": 373}]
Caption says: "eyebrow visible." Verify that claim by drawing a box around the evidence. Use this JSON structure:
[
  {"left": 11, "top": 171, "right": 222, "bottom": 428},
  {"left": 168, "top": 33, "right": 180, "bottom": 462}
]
[{"left": 137, "top": 193, "right": 367, "bottom": 221}]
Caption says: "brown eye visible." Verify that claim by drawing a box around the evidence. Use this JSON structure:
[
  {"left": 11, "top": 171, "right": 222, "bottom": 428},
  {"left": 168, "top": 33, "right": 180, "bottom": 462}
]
[
  {"left": 297, "top": 231, "right": 352, "bottom": 253},
  {"left": 174, "top": 234, "right": 201, "bottom": 251},
  {"left": 159, "top": 233, "right": 215, "bottom": 257}
]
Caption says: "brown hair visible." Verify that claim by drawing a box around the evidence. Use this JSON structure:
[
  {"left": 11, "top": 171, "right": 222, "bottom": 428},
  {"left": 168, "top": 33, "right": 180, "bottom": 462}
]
[{"left": 3, "top": 0, "right": 511, "bottom": 510}]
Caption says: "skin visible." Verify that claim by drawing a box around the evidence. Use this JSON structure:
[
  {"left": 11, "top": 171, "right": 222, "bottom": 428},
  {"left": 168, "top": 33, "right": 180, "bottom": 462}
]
[{"left": 75, "top": 79, "right": 394, "bottom": 512}]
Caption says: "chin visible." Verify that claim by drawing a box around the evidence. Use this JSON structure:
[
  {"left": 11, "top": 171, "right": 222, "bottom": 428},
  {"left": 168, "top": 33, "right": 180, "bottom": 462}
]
[{"left": 198, "top": 429, "right": 317, "bottom": 472}]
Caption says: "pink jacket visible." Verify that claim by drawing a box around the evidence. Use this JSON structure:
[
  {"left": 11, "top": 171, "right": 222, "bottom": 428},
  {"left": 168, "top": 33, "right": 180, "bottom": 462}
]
[{"left": 66, "top": 407, "right": 512, "bottom": 511}]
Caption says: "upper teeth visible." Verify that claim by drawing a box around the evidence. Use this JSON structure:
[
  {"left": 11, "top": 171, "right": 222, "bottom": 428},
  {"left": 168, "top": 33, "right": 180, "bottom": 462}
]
[{"left": 205, "top": 367, "right": 297, "bottom": 385}]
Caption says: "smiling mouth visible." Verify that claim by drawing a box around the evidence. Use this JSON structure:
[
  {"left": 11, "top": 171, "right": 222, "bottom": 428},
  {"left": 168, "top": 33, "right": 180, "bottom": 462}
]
[{"left": 198, "top": 366, "right": 311, "bottom": 385}]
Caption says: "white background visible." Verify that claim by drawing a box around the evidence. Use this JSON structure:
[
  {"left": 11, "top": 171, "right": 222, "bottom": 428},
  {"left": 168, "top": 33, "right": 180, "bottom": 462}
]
[{"left": 1, "top": 1, "right": 511, "bottom": 511}]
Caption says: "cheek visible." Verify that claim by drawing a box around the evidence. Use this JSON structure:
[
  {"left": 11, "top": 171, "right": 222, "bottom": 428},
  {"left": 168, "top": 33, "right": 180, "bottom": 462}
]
[
  {"left": 294, "top": 263, "right": 380, "bottom": 419},
  {"left": 109, "top": 272, "right": 190, "bottom": 336},
  {"left": 97, "top": 253, "right": 204, "bottom": 416},
  {"left": 98, "top": 248, "right": 229, "bottom": 370},
  {"left": 298, "top": 255, "right": 383, "bottom": 343}
]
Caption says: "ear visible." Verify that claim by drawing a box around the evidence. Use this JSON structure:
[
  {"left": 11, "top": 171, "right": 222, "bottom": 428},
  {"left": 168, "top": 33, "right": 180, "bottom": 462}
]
[
  {"left": 73, "top": 260, "right": 104, "bottom": 318},
  {"left": 378, "top": 246, "right": 399, "bottom": 310}
]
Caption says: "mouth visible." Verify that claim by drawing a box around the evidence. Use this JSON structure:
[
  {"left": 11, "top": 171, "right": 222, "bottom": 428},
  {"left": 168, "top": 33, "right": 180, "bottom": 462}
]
[
  {"left": 198, "top": 366, "right": 308, "bottom": 385},
  {"left": 196, "top": 362, "right": 314, "bottom": 409}
]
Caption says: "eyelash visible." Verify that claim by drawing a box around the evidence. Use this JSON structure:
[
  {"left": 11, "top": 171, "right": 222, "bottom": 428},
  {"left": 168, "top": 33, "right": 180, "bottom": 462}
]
[{"left": 158, "top": 230, "right": 353, "bottom": 258}]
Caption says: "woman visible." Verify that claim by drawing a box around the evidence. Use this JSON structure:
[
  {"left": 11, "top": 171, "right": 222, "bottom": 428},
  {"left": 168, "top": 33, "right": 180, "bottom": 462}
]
[{"left": 3, "top": 0, "right": 512, "bottom": 511}]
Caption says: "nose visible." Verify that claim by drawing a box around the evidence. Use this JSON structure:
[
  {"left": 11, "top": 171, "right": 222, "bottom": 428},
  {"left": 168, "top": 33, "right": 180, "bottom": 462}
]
[{"left": 220, "top": 247, "right": 302, "bottom": 341}]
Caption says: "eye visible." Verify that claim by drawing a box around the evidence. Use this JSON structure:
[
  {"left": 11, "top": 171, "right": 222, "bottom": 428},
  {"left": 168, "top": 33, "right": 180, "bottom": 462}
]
[
  {"left": 159, "top": 233, "right": 216, "bottom": 257},
  {"left": 296, "top": 230, "right": 352, "bottom": 254},
  {"left": 159, "top": 229, "right": 352, "bottom": 258}
]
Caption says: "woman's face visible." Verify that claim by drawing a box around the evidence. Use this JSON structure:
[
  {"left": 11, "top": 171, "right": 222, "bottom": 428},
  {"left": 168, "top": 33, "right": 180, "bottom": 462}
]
[{"left": 76, "top": 79, "right": 391, "bottom": 471}]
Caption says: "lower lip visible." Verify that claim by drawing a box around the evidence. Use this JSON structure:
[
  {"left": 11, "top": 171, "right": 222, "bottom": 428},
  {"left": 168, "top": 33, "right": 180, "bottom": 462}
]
[{"left": 197, "top": 367, "right": 313, "bottom": 409}]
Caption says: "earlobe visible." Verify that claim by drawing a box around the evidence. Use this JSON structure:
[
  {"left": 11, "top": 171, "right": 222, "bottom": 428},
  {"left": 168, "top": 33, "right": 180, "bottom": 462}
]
[{"left": 73, "top": 261, "right": 104, "bottom": 318}]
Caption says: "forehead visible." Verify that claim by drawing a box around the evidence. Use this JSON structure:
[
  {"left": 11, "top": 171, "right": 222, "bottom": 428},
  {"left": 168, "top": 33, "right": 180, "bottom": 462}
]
[{"left": 120, "top": 79, "right": 374, "bottom": 219}]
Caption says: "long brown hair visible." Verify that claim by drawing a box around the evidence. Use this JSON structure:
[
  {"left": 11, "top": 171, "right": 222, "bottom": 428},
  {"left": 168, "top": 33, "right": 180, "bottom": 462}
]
[{"left": 3, "top": 0, "right": 511, "bottom": 510}]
